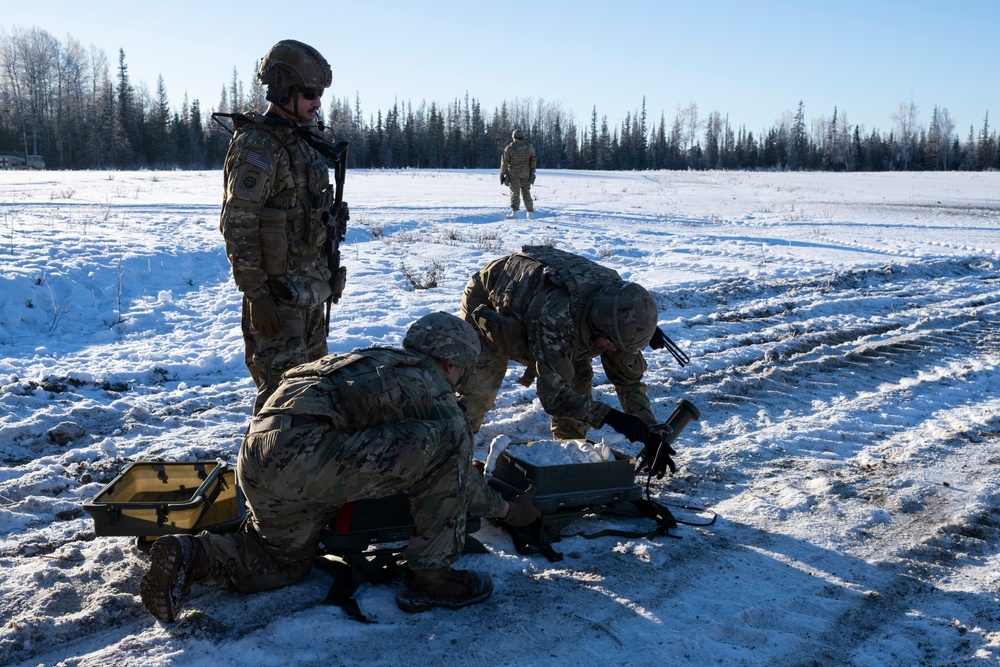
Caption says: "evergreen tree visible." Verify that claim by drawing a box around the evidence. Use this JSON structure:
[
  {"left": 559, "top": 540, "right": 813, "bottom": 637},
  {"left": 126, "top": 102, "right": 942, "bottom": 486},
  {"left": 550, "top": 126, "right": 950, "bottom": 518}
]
[
  {"left": 2, "top": 24, "right": 997, "bottom": 173},
  {"left": 790, "top": 101, "right": 807, "bottom": 170},
  {"left": 596, "top": 115, "right": 612, "bottom": 169},
  {"left": 148, "top": 75, "right": 172, "bottom": 166},
  {"left": 114, "top": 49, "right": 136, "bottom": 166},
  {"left": 588, "top": 106, "right": 598, "bottom": 169}
]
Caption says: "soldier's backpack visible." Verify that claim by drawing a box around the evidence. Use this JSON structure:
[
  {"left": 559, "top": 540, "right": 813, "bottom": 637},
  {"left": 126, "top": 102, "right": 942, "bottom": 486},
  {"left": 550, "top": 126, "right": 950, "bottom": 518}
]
[
  {"left": 513, "top": 245, "right": 625, "bottom": 326},
  {"left": 271, "top": 348, "right": 427, "bottom": 430}
]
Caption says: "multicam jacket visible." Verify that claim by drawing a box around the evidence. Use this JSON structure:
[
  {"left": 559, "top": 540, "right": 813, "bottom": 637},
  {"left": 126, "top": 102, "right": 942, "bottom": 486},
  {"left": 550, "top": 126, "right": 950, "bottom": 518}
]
[
  {"left": 219, "top": 112, "right": 333, "bottom": 306},
  {"left": 465, "top": 247, "right": 654, "bottom": 428},
  {"left": 259, "top": 348, "right": 505, "bottom": 517},
  {"left": 500, "top": 138, "right": 536, "bottom": 180}
]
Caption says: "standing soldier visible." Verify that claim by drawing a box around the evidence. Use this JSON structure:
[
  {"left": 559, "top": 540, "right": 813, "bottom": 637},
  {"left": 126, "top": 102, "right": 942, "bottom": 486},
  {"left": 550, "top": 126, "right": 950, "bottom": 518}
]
[
  {"left": 500, "top": 129, "right": 537, "bottom": 219},
  {"left": 139, "top": 312, "right": 540, "bottom": 621},
  {"left": 457, "top": 246, "right": 660, "bottom": 445},
  {"left": 220, "top": 39, "right": 347, "bottom": 414}
]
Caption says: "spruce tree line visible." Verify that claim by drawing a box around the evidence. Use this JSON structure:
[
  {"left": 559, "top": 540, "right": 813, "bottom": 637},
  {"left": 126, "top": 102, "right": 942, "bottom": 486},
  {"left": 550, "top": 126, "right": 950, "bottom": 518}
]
[{"left": 2, "top": 26, "right": 997, "bottom": 172}]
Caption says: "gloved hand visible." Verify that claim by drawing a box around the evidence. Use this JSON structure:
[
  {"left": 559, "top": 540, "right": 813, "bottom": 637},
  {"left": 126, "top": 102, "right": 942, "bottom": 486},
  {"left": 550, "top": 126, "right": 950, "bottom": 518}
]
[
  {"left": 601, "top": 408, "right": 651, "bottom": 443},
  {"left": 501, "top": 484, "right": 541, "bottom": 527},
  {"left": 530, "top": 169, "right": 536, "bottom": 185},
  {"left": 641, "top": 432, "right": 677, "bottom": 477},
  {"left": 332, "top": 200, "right": 350, "bottom": 224},
  {"left": 249, "top": 295, "right": 282, "bottom": 337}
]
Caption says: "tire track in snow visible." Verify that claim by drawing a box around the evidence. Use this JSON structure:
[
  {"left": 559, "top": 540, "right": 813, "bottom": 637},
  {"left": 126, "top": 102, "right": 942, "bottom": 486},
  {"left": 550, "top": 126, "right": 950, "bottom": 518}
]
[{"left": 657, "top": 257, "right": 1000, "bottom": 664}]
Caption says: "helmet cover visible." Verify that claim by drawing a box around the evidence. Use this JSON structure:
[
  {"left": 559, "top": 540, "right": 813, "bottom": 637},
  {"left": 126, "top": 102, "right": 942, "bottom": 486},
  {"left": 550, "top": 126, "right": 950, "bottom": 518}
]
[
  {"left": 587, "top": 282, "right": 658, "bottom": 353},
  {"left": 403, "top": 312, "right": 481, "bottom": 369},
  {"left": 257, "top": 39, "right": 332, "bottom": 99}
]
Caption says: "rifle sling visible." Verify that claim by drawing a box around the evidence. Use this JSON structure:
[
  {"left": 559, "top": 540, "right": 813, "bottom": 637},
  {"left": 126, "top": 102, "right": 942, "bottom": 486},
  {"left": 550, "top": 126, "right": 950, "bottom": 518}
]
[{"left": 212, "top": 111, "right": 348, "bottom": 164}]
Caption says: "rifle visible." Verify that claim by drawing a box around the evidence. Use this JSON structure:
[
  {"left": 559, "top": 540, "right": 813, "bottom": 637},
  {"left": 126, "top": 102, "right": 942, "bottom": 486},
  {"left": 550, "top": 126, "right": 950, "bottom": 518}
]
[
  {"left": 325, "top": 141, "right": 349, "bottom": 334},
  {"left": 212, "top": 112, "right": 350, "bottom": 333}
]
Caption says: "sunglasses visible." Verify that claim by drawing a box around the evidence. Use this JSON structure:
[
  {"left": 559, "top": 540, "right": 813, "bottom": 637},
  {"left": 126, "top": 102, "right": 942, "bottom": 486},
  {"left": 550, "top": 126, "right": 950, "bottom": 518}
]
[{"left": 300, "top": 88, "right": 323, "bottom": 100}]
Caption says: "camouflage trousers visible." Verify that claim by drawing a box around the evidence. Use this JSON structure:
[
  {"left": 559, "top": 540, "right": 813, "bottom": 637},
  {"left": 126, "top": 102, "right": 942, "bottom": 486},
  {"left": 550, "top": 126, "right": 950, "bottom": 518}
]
[
  {"left": 194, "top": 413, "right": 502, "bottom": 593},
  {"left": 455, "top": 324, "right": 595, "bottom": 440},
  {"left": 242, "top": 296, "right": 328, "bottom": 414},
  {"left": 508, "top": 175, "right": 533, "bottom": 213}
]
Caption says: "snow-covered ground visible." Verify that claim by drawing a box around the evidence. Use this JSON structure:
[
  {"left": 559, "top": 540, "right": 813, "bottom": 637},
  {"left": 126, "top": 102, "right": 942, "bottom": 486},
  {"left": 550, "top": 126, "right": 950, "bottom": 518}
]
[{"left": 1, "top": 167, "right": 999, "bottom": 667}]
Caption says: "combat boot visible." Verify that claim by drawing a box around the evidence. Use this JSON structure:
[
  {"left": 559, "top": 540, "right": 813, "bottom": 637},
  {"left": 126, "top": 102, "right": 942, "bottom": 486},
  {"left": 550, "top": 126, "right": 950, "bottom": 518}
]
[
  {"left": 139, "top": 534, "right": 208, "bottom": 622},
  {"left": 506, "top": 209, "right": 520, "bottom": 219},
  {"left": 526, "top": 211, "right": 535, "bottom": 219},
  {"left": 395, "top": 566, "right": 494, "bottom": 613}
]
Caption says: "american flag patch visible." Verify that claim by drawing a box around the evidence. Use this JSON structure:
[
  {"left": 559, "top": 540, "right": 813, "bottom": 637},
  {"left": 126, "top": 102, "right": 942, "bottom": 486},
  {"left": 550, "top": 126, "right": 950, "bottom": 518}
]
[{"left": 244, "top": 150, "right": 271, "bottom": 171}]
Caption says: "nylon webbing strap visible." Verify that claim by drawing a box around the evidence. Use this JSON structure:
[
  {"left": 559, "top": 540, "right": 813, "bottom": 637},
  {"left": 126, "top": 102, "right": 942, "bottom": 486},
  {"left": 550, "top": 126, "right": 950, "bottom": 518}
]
[
  {"left": 316, "top": 532, "right": 491, "bottom": 620},
  {"left": 501, "top": 497, "right": 718, "bottom": 558},
  {"left": 505, "top": 523, "right": 565, "bottom": 562},
  {"left": 574, "top": 498, "right": 680, "bottom": 540},
  {"left": 322, "top": 566, "right": 378, "bottom": 624},
  {"left": 315, "top": 554, "right": 397, "bottom": 623}
]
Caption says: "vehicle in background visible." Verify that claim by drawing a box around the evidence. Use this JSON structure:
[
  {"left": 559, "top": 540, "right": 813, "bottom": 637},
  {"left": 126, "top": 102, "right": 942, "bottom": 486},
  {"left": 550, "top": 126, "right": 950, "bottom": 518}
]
[{"left": 0, "top": 151, "right": 45, "bottom": 169}]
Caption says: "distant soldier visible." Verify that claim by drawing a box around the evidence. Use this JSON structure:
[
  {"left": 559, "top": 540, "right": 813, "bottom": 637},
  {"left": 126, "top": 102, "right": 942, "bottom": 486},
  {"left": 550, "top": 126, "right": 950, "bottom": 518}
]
[
  {"left": 500, "top": 129, "right": 537, "bottom": 219},
  {"left": 139, "top": 312, "right": 540, "bottom": 622},
  {"left": 457, "top": 246, "right": 659, "bottom": 444},
  {"left": 219, "top": 39, "right": 348, "bottom": 414}
]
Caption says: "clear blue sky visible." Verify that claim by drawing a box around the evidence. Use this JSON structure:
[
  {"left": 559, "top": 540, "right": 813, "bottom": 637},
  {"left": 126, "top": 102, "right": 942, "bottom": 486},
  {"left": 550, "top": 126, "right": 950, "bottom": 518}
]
[{"left": 4, "top": 0, "right": 997, "bottom": 136}]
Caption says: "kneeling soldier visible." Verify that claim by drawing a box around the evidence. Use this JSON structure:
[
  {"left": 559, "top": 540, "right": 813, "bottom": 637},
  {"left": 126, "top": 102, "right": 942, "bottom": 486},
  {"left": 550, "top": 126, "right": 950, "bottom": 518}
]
[{"left": 139, "top": 312, "right": 539, "bottom": 621}]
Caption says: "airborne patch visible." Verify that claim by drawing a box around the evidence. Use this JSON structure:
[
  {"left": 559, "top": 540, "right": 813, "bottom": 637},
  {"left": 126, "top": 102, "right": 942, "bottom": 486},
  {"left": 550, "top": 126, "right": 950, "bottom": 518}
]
[
  {"left": 232, "top": 163, "right": 267, "bottom": 202},
  {"left": 231, "top": 148, "right": 272, "bottom": 203}
]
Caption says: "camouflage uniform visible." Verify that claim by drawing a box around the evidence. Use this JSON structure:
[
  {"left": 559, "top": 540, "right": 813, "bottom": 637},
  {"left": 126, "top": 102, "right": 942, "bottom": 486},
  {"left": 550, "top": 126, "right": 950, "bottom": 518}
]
[
  {"left": 500, "top": 130, "right": 536, "bottom": 214},
  {"left": 220, "top": 111, "right": 335, "bottom": 414},
  {"left": 457, "top": 246, "right": 657, "bottom": 439},
  {"left": 194, "top": 347, "right": 506, "bottom": 593}
]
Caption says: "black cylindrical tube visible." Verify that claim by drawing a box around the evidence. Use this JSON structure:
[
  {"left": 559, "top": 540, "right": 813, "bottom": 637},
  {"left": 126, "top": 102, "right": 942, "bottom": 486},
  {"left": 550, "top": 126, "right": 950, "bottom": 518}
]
[{"left": 660, "top": 398, "right": 700, "bottom": 445}]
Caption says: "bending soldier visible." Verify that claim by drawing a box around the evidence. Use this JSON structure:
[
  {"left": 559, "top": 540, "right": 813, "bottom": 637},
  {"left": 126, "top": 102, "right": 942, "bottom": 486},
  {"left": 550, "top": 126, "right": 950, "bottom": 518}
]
[
  {"left": 457, "top": 246, "right": 659, "bottom": 445},
  {"left": 219, "top": 39, "right": 346, "bottom": 414},
  {"left": 500, "top": 129, "right": 536, "bottom": 219},
  {"left": 139, "top": 312, "right": 540, "bottom": 621}
]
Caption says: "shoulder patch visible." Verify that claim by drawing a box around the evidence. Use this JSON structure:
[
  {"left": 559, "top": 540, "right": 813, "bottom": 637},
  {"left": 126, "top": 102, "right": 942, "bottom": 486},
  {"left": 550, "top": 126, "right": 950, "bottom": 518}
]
[
  {"left": 229, "top": 144, "right": 276, "bottom": 204},
  {"left": 231, "top": 163, "right": 268, "bottom": 203}
]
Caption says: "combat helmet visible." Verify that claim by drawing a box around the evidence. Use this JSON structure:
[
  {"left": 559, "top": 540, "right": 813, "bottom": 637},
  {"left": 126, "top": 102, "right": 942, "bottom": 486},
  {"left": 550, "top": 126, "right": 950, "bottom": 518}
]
[
  {"left": 258, "top": 40, "right": 332, "bottom": 104},
  {"left": 587, "top": 282, "right": 658, "bottom": 353},
  {"left": 512, "top": 129, "right": 525, "bottom": 140},
  {"left": 403, "top": 312, "right": 481, "bottom": 369}
]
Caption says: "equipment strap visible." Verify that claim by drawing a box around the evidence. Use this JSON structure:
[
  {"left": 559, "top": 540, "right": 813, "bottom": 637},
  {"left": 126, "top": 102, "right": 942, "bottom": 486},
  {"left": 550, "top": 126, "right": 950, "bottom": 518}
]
[
  {"left": 500, "top": 496, "right": 717, "bottom": 563},
  {"left": 211, "top": 112, "right": 348, "bottom": 165},
  {"left": 505, "top": 523, "right": 567, "bottom": 562},
  {"left": 315, "top": 552, "right": 398, "bottom": 623},
  {"left": 316, "top": 535, "right": 489, "bottom": 621}
]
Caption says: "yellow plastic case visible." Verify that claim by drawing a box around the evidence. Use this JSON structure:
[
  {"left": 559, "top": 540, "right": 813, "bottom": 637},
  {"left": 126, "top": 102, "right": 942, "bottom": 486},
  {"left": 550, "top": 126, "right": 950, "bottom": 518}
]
[{"left": 83, "top": 460, "right": 244, "bottom": 537}]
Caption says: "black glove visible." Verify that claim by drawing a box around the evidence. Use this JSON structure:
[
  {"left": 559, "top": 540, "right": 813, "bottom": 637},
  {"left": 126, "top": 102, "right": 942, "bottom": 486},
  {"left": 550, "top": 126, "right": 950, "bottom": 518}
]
[
  {"left": 332, "top": 200, "right": 350, "bottom": 224},
  {"left": 501, "top": 484, "right": 541, "bottom": 527},
  {"left": 641, "top": 432, "right": 677, "bottom": 478},
  {"left": 601, "top": 409, "right": 651, "bottom": 443},
  {"left": 248, "top": 295, "right": 282, "bottom": 337}
]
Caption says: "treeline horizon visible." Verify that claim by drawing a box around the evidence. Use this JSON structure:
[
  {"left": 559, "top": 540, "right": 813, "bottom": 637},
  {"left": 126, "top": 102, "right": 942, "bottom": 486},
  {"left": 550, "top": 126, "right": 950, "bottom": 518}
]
[{"left": 2, "top": 25, "right": 998, "bottom": 173}]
